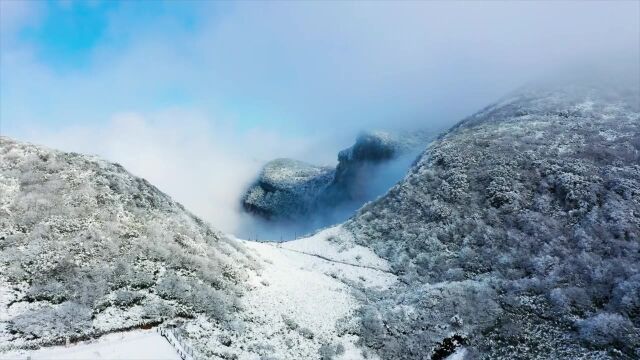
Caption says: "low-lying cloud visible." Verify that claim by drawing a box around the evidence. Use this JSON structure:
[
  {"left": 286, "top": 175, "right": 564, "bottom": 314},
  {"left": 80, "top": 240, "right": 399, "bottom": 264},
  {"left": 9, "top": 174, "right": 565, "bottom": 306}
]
[
  {"left": 20, "top": 110, "right": 329, "bottom": 234},
  {"left": 1, "top": 1, "right": 638, "bottom": 236}
]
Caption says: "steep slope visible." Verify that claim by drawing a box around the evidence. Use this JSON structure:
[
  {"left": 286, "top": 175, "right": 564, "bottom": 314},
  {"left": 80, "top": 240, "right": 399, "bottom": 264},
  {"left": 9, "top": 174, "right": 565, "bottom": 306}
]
[
  {"left": 321, "top": 130, "right": 417, "bottom": 204},
  {"left": 242, "top": 158, "right": 335, "bottom": 220},
  {"left": 174, "top": 227, "right": 398, "bottom": 359},
  {"left": 0, "top": 138, "right": 258, "bottom": 351},
  {"left": 342, "top": 83, "right": 640, "bottom": 359}
]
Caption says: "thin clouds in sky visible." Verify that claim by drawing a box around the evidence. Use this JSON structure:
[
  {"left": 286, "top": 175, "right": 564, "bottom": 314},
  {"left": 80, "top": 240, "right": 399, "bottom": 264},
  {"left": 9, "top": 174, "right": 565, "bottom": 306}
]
[{"left": 3, "top": 1, "right": 638, "bottom": 134}]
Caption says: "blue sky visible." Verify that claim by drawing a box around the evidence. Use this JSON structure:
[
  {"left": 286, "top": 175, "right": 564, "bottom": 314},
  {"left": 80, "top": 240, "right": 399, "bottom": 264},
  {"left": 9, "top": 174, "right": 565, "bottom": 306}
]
[
  {"left": 0, "top": 0, "right": 638, "bottom": 233},
  {"left": 2, "top": 0, "right": 638, "bottom": 139},
  {"left": 2, "top": 1, "right": 226, "bottom": 131},
  {"left": 18, "top": 0, "right": 122, "bottom": 69}
]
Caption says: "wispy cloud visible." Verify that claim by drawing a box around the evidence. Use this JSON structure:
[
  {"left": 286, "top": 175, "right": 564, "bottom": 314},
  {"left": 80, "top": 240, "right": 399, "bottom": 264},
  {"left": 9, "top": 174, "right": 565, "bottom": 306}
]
[{"left": 22, "top": 109, "right": 326, "bottom": 233}]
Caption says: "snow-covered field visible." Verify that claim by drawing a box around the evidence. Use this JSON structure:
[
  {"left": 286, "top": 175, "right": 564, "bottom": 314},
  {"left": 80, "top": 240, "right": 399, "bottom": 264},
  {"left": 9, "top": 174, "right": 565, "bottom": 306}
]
[
  {"left": 0, "top": 330, "right": 180, "bottom": 360},
  {"left": 232, "top": 225, "right": 397, "bottom": 359},
  {"left": 1, "top": 225, "right": 397, "bottom": 360},
  {"left": 279, "top": 226, "right": 393, "bottom": 275},
  {"left": 174, "top": 225, "right": 397, "bottom": 359}
]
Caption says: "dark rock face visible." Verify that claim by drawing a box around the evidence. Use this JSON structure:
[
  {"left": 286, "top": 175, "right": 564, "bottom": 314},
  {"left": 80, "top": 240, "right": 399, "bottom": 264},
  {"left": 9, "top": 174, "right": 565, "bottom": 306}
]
[
  {"left": 241, "top": 131, "right": 424, "bottom": 222},
  {"left": 345, "top": 83, "right": 640, "bottom": 359},
  {"left": 323, "top": 131, "right": 404, "bottom": 203},
  {"left": 242, "top": 158, "right": 335, "bottom": 220}
]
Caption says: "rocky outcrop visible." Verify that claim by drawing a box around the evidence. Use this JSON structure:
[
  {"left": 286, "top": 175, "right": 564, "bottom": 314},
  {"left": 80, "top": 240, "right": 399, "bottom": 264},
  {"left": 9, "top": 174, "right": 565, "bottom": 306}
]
[
  {"left": 323, "top": 131, "right": 407, "bottom": 203},
  {"left": 241, "top": 130, "right": 428, "bottom": 222},
  {"left": 242, "top": 158, "right": 335, "bottom": 220}
]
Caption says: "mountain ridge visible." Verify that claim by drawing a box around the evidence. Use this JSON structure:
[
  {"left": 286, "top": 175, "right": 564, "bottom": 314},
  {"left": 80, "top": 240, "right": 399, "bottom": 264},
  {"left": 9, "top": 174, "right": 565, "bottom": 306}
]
[
  {"left": 343, "top": 83, "right": 640, "bottom": 359},
  {"left": 0, "top": 137, "right": 257, "bottom": 351}
]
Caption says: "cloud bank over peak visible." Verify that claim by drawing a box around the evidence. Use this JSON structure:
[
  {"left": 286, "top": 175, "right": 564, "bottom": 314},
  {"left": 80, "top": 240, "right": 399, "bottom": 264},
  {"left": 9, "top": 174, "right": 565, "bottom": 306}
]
[
  {"left": 23, "top": 109, "right": 328, "bottom": 233},
  {"left": 1, "top": 0, "right": 637, "bottom": 234}
]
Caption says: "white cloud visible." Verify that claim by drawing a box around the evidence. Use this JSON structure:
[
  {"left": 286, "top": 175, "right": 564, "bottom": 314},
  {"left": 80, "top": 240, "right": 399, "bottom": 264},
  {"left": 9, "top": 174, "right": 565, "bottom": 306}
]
[
  {"left": 20, "top": 109, "right": 325, "bottom": 234},
  {"left": 4, "top": 1, "right": 638, "bottom": 136}
]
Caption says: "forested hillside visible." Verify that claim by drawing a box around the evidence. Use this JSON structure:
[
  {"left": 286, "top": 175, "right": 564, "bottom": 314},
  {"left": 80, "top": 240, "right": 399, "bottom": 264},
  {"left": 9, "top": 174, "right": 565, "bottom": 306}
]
[
  {"left": 345, "top": 83, "right": 640, "bottom": 359},
  {"left": 0, "top": 138, "right": 257, "bottom": 350}
]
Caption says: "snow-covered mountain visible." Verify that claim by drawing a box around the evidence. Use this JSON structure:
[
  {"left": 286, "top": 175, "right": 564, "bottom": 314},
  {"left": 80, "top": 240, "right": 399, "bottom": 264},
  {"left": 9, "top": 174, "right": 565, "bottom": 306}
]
[
  {"left": 242, "top": 158, "right": 335, "bottom": 220},
  {"left": 0, "top": 138, "right": 392, "bottom": 359},
  {"left": 340, "top": 82, "right": 640, "bottom": 359},
  {"left": 241, "top": 130, "right": 432, "bottom": 227},
  {"left": 2, "top": 80, "right": 638, "bottom": 360},
  {"left": 0, "top": 137, "right": 259, "bottom": 351}
]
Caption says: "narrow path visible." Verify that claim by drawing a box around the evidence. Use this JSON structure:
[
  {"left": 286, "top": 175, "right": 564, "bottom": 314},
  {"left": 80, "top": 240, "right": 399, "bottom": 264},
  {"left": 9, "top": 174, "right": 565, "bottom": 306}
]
[{"left": 268, "top": 243, "right": 397, "bottom": 275}]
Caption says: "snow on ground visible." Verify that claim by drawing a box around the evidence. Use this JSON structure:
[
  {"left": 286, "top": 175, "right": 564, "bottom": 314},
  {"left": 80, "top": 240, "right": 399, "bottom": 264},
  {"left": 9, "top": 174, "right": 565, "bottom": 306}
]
[
  {"left": 0, "top": 330, "right": 180, "bottom": 360},
  {"left": 214, "top": 225, "right": 397, "bottom": 359},
  {"left": 280, "top": 226, "right": 392, "bottom": 273},
  {"left": 0, "top": 225, "right": 397, "bottom": 359},
  {"left": 445, "top": 347, "right": 468, "bottom": 360},
  {"left": 0, "top": 270, "right": 25, "bottom": 347}
]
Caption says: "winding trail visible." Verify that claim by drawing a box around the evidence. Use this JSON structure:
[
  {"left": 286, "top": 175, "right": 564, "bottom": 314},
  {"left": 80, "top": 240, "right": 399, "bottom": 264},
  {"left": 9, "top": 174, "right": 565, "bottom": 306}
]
[{"left": 269, "top": 243, "right": 397, "bottom": 275}]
